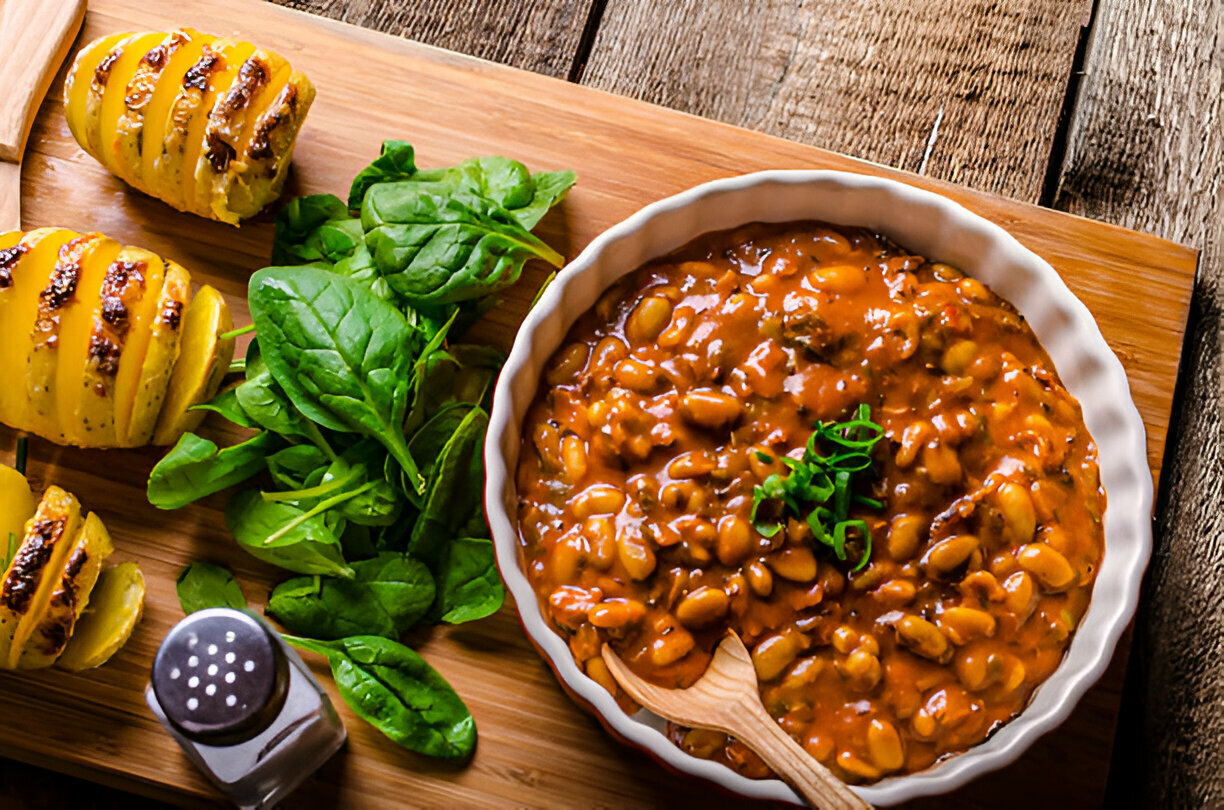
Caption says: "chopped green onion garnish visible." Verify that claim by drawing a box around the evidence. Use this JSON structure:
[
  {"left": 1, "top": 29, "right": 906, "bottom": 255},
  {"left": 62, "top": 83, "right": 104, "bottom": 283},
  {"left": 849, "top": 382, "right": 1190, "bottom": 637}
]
[{"left": 750, "top": 404, "right": 885, "bottom": 571}]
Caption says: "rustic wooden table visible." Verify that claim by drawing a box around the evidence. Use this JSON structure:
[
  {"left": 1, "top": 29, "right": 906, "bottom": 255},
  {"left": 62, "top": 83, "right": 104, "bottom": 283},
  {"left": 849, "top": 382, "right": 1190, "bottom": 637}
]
[{"left": 4, "top": 0, "right": 1220, "bottom": 807}]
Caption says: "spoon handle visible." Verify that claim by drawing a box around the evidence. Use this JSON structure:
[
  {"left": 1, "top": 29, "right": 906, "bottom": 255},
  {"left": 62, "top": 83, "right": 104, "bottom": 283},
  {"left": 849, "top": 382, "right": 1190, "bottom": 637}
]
[{"left": 732, "top": 698, "right": 870, "bottom": 810}]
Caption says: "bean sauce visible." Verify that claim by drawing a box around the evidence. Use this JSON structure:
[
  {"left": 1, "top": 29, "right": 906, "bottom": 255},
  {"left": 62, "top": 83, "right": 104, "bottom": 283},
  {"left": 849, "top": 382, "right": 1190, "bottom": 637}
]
[{"left": 515, "top": 221, "right": 1105, "bottom": 783}]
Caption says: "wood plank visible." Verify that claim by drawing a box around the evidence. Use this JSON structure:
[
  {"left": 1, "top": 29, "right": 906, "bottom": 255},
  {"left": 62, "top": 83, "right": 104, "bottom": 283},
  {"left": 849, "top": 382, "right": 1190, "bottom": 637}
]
[
  {"left": 1053, "top": 0, "right": 1224, "bottom": 806},
  {"left": 264, "top": 0, "right": 596, "bottom": 78},
  {"left": 580, "top": 0, "right": 1091, "bottom": 202},
  {"left": 0, "top": 1, "right": 1194, "bottom": 807}
]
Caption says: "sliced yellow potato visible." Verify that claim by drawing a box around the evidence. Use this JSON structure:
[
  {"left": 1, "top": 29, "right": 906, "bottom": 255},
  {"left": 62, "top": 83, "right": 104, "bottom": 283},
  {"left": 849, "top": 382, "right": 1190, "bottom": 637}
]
[
  {"left": 19, "top": 511, "right": 114, "bottom": 669},
  {"left": 0, "top": 465, "right": 34, "bottom": 558},
  {"left": 111, "top": 247, "right": 167, "bottom": 446},
  {"left": 95, "top": 32, "right": 165, "bottom": 181},
  {"left": 222, "top": 72, "right": 316, "bottom": 223},
  {"left": 159, "top": 38, "right": 254, "bottom": 212},
  {"left": 74, "top": 34, "right": 131, "bottom": 164},
  {"left": 0, "top": 229, "right": 74, "bottom": 433},
  {"left": 66, "top": 30, "right": 314, "bottom": 224},
  {"left": 64, "top": 32, "right": 127, "bottom": 151},
  {"left": 113, "top": 30, "right": 198, "bottom": 189},
  {"left": 81, "top": 34, "right": 142, "bottom": 173},
  {"left": 0, "top": 486, "right": 83, "bottom": 669},
  {"left": 73, "top": 249, "right": 158, "bottom": 448},
  {"left": 55, "top": 235, "right": 122, "bottom": 446},
  {"left": 194, "top": 48, "right": 289, "bottom": 221},
  {"left": 55, "top": 561, "right": 144, "bottom": 672},
  {"left": 152, "top": 285, "right": 234, "bottom": 445},
  {"left": 179, "top": 38, "right": 257, "bottom": 216},
  {"left": 140, "top": 31, "right": 212, "bottom": 199},
  {"left": 26, "top": 234, "right": 112, "bottom": 442},
  {"left": 124, "top": 260, "right": 191, "bottom": 447}
]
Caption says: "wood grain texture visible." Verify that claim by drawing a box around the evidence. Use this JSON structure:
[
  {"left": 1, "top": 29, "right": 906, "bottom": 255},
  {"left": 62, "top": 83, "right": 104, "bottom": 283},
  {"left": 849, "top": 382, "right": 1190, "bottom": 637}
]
[
  {"left": 263, "top": 0, "right": 596, "bottom": 78},
  {"left": 0, "top": 0, "right": 1194, "bottom": 807},
  {"left": 0, "top": 0, "right": 86, "bottom": 163},
  {"left": 1054, "top": 0, "right": 1224, "bottom": 806},
  {"left": 580, "top": 0, "right": 1091, "bottom": 202}
]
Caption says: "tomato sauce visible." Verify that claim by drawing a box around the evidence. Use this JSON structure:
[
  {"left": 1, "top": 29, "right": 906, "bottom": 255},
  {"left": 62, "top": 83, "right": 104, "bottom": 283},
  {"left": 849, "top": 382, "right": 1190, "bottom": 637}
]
[{"left": 515, "top": 221, "right": 1104, "bottom": 782}]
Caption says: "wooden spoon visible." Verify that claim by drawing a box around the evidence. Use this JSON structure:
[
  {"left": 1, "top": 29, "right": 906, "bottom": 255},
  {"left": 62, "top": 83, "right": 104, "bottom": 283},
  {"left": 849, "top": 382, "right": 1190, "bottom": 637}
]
[
  {"left": 0, "top": 0, "right": 87, "bottom": 231},
  {"left": 602, "top": 632, "right": 871, "bottom": 810}
]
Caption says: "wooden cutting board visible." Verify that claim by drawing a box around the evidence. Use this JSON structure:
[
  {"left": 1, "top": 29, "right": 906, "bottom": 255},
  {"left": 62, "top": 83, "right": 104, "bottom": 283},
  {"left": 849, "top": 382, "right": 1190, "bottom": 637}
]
[{"left": 0, "top": 0, "right": 1196, "bottom": 807}]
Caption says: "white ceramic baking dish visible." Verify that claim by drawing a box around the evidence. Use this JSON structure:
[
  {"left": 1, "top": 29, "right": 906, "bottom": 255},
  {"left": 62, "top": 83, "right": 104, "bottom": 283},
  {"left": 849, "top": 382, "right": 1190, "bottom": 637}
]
[{"left": 483, "top": 170, "right": 1152, "bottom": 806}]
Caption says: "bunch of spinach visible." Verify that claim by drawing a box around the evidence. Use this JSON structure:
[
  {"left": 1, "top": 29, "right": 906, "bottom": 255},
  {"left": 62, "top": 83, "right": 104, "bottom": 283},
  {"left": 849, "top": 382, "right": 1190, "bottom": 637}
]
[{"left": 148, "top": 143, "right": 573, "bottom": 758}]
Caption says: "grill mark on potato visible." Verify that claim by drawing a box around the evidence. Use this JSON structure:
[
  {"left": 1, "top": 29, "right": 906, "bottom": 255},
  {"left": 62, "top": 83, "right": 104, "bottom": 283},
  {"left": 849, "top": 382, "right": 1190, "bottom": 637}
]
[
  {"left": 161, "top": 298, "right": 184, "bottom": 331},
  {"left": 126, "top": 32, "right": 191, "bottom": 113},
  {"left": 215, "top": 56, "right": 269, "bottom": 120},
  {"left": 37, "top": 547, "right": 85, "bottom": 653},
  {"left": 93, "top": 48, "right": 122, "bottom": 91},
  {"left": 205, "top": 132, "right": 236, "bottom": 172},
  {"left": 99, "top": 259, "right": 145, "bottom": 332},
  {"left": 246, "top": 82, "right": 298, "bottom": 161},
  {"left": 1, "top": 519, "right": 66, "bottom": 614},
  {"left": 88, "top": 334, "right": 122, "bottom": 378},
  {"left": 142, "top": 44, "right": 167, "bottom": 70},
  {"left": 35, "top": 590, "right": 75, "bottom": 654},
  {"left": 62, "top": 546, "right": 88, "bottom": 583},
  {"left": 37, "top": 545, "right": 87, "bottom": 655},
  {"left": 183, "top": 49, "right": 220, "bottom": 91},
  {"left": 34, "top": 237, "right": 92, "bottom": 347},
  {"left": 0, "top": 244, "right": 28, "bottom": 289}
]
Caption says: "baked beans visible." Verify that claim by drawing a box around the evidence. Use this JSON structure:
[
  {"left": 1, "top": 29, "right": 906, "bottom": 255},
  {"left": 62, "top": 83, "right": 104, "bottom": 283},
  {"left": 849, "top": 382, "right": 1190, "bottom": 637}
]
[{"left": 515, "top": 221, "right": 1104, "bottom": 782}]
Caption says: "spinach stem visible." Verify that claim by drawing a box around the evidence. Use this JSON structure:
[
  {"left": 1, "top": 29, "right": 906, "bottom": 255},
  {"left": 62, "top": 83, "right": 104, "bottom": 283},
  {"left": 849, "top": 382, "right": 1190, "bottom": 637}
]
[
  {"left": 219, "top": 324, "right": 257, "bottom": 341},
  {"left": 303, "top": 419, "right": 337, "bottom": 461},
  {"left": 228, "top": 358, "right": 247, "bottom": 375},
  {"left": 262, "top": 467, "right": 361, "bottom": 503},
  {"left": 263, "top": 481, "right": 380, "bottom": 545}
]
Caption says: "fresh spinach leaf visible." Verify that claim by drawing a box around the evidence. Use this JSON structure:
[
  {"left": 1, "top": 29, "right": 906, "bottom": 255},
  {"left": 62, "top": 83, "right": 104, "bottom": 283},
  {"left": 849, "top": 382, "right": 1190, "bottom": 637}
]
[
  {"left": 266, "top": 445, "right": 331, "bottom": 491},
  {"left": 347, "top": 140, "right": 418, "bottom": 209},
  {"left": 247, "top": 266, "right": 423, "bottom": 494},
  {"left": 266, "top": 553, "right": 435, "bottom": 640},
  {"left": 270, "top": 441, "right": 404, "bottom": 527},
  {"left": 405, "top": 344, "right": 504, "bottom": 435},
  {"left": 348, "top": 142, "right": 575, "bottom": 231},
  {"left": 514, "top": 169, "right": 576, "bottom": 229},
  {"left": 236, "top": 340, "right": 332, "bottom": 450},
  {"left": 189, "top": 387, "right": 257, "bottom": 428},
  {"left": 225, "top": 490, "right": 353, "bottom": 578},
  {"left": 176, "top": 562, "right": 246, "bottom": 614},
  {"left": 272, "top": 194, "right": 355, "bottom": 266},
  {"left": 148, "top": 431, "right": 281, "bottom": 510},
  {"left": 286, "top": 635, "right": 476, "bottom": 759},
  {"left": 406, "top": 403, "right": 475, "bottom": 485},
  {"left": 410, "top": 407, "right": 489, "bottom": 564},
  {"left": 361, "top": 187, "right": 564, "bottom": 305},
  {"left": 432, "top": 537, "right": 503, "bottom": 625}
]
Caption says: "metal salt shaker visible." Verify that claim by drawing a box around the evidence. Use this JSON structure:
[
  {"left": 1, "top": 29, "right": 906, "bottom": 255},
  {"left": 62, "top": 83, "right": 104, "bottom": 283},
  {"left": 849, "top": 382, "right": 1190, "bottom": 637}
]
[{"left": 146, "top": 608, "right": 346, "bottom": 809}]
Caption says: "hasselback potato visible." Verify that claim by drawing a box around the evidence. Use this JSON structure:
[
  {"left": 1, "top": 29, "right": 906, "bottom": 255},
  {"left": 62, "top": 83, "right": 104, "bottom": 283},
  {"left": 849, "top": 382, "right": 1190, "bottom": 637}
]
[
  {"left": 64, "top": 29, "right": 315, "bottom": 225},
  {"left": 0, "top": 464, "right": 144, "bottom": 671},
  {"left": 0, "top": 228, "right": 234, "bottom": 448}
]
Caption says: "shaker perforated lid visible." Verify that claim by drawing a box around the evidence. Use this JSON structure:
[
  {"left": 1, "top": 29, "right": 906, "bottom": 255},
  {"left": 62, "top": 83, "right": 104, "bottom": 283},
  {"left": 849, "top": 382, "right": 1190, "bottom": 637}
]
[{"left": 151, "top": 608, "right": 288, "bottom": 745}]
